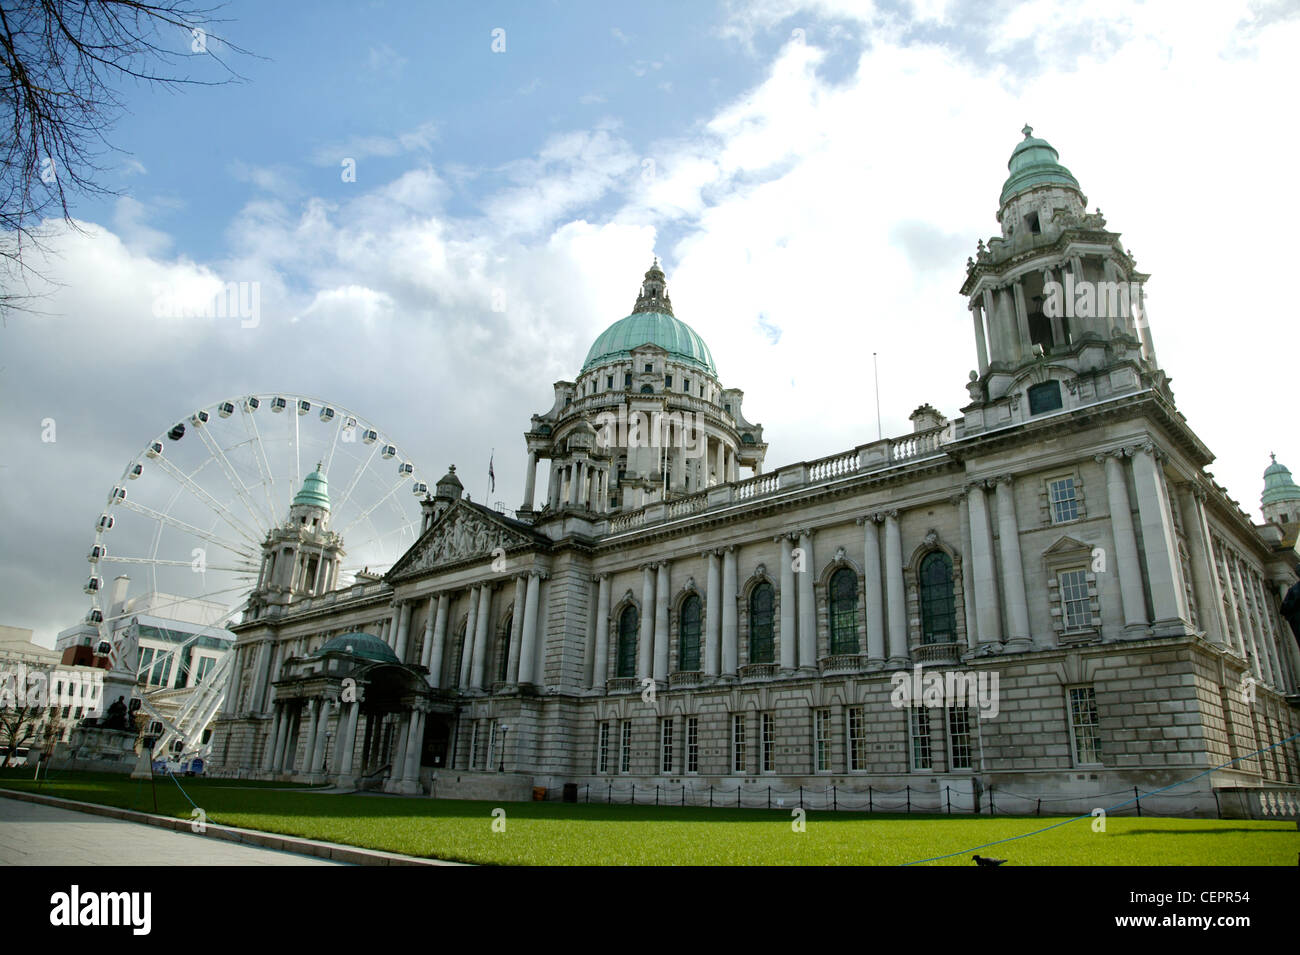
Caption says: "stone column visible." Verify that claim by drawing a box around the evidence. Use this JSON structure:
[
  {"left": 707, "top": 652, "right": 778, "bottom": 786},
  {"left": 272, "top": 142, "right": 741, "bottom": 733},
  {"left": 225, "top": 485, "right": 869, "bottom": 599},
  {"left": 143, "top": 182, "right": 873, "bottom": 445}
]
[
  {"left": 883, "top": 512, "right": 907, "bottom": 664},
  {"left": 797, "top": 531, "right": 816, "bottom": 670},
  {"left": 262, "top": 704, "right": 282, "bottom": 772},
  {"left": 1176, "top": 483, "right": 1227, "bottom": 645},
  {"left": 954, "top": 493, "right": 978, "bottom": 650},
  {"left": 981, "top": 288, "right": 1000, "bottom": 363},
  {"left": 1131, "top": 443, "right": 1192, "bottom": 631},
  {"left": 518, "top": 572, "right": 541, "bottom": 687},
  {"left": 705, "top": 551, "right": 721, "bottom": 676},
  {"left": 970, "top": 300, "right": 989, "bottom": 375},
  {"left": 394, "top": 600, "right": 413, "bottom": 663},
  {"left": 1228, "top": 558, "right": 1264, "bottom": 682},
  {"left": 336, "top": 702, "right": 360, "bottom": 777},
  {"left": 722, "top": 547, "right": 739, "bottom": 675},
  {"left": 310, "top": 698, "right": 331, "bottom": 774},
  {"left": 1044, "top": 266, "right": 1066, "bottom": 346},
  {"left": 654, "top": 561, "right": 670, "bottom": 682},
  {"left": 471, "top": 584, "right": 492, "bottom": 689},
  {"left": 251, "top": 640, "right": 271, "bottom": 715},
  {"left": 428, "top": 594, "right": 449, "bottom": 687},
  {"left": 779, "top": 534, "right": 797, "bottom": 671},
  {"left": 460, "top": 587, "right": 479, "bottom": 689},
  {"left": 639, "top": 565, "right": 656, "bottom": 679},
  {"left": 417, "top": 596, "right": 435, "bottom": 668},
  {"left": 301, "top": 699, "right": 319, "bottom": 776},
  {"left": 859, "top": 516, "right": 885, "bottom": 664},
  {"left": 1249, "top": 573, "right": 1283, "bottom": 689},
  {"left": 994, "top": 477, "right": 1031, "bottom": 649},
  {"left": 1099, "top": 451, "right": 1148, "bottom": 632},
  {"left": 967, "top": 483, "right": 1000, "bottom": 645},
  {"left": 508, "top": 577, "right": 526, "bottom": 684},
  {"left": 1217, "top": 544, "right": 1248, "bottom": 660},
  {"left": 522, "top": 450, "right": 538, "bottom": 511},
  {"left": 593, "top": 574, "right": 611, "bottom": 688},
  {"left": 715, "top": 440, "right": 724, "bottom": 486},
  {"left": 1135, "top": 283, "right": 1159, "bottom": 366},
  {"left": 272, "top": 703, "right": 293, "bottom": 773},
  {"left": 402, "top": 709, "right": 425, "bottom": 785},
  {"left": 390, "top": 714, "right": 409, "bottom": 782}
]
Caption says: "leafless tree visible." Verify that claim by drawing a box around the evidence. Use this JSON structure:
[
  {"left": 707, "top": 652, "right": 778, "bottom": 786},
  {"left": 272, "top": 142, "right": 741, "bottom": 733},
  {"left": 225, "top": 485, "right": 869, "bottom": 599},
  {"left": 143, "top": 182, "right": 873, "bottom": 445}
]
[{"left": 0, "top": 1, "right": 248, "bottom": 311}]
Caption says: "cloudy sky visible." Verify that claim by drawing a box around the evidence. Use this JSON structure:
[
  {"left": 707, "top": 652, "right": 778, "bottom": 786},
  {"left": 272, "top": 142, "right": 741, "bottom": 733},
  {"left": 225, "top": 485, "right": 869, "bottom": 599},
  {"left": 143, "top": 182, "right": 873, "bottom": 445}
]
[{"left": 3, "top": 0, "right": 1298, "bottom": 647}]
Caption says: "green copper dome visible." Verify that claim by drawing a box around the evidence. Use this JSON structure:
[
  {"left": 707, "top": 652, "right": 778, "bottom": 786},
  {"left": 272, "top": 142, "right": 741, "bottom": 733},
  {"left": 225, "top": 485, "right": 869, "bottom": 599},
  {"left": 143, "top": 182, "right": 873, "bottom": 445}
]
[
  {"left": 314, "top": 632, "right": 397, "bottom": 663},
  {"left": 292, "top": 465, "right": 330, "bottom": 511},
  {"left": 582, "top": 311, "right": 717, "bottom": 375},
  {"left": 1000, "top": 125, "right": 1082, "bottom": 206},
  {"left": 1262, "top": 454, "right": 1300, "bottom": 506}
]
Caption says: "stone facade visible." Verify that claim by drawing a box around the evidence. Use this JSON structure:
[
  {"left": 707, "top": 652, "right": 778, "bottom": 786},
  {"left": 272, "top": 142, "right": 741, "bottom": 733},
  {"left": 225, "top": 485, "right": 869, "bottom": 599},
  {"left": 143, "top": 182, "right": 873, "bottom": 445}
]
[{"left": 209, "top": 129, "right": 1300, "bottom": 815}]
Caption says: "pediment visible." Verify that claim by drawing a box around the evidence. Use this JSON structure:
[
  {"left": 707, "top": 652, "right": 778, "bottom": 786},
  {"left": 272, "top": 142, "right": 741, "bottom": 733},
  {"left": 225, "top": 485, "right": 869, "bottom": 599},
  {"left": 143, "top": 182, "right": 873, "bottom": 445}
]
[
  {"left": 388, "top": 502, "right": 539, "bottom": 581},
  {"left": 1042, "top": 535, "right": 1091, "bottom": 558}
]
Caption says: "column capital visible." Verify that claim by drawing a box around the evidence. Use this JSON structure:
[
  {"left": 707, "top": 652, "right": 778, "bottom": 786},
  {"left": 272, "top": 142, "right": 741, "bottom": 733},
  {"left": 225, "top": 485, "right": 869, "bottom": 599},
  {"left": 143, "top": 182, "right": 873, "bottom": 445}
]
[
  {"left": 991, "top": 473, "right": 1015, "bottom": 487},
  {"left": 796, "top": 528, "right": 816, "bottom": 539},
  {"left": 882, "top": 509, "right": 900, "bottom": 521},
  {"left": 1135, "top": 440, "right": 1164, "bottom": 461},
  {"left": 948, "top": 490, "right": 968, "bottom": 507},
  {"left": 592, "top": 571, "right": 610, "bottom": 582}
]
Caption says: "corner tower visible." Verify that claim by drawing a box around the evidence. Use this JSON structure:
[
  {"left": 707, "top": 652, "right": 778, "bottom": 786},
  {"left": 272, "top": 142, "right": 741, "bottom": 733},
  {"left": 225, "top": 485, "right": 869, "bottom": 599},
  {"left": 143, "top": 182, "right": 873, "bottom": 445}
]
[
  {"left": 960, "top": 127, "right": 1169, "bottom": 434},
  {"left": 247, "top": 464, "right": 345, "bottom": 619}
]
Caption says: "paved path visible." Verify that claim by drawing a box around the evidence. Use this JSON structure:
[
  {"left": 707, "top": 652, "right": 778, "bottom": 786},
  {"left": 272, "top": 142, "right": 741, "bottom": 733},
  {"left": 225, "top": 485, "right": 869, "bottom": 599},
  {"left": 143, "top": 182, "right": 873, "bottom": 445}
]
[{"left": 0, "top": 796, "right": 345, "bottom": 866}]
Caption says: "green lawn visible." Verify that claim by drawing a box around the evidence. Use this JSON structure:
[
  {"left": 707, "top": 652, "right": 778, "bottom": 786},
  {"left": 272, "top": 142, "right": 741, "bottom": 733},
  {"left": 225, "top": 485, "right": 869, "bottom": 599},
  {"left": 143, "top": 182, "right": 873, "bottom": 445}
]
[{"left": 1, "top": 769, "right": 1294, "bottom": 865}]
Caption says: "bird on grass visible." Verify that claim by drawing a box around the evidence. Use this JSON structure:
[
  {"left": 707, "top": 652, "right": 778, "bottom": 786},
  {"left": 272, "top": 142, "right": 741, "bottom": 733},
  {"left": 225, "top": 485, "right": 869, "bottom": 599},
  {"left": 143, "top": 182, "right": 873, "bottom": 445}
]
[{"left": 972, "top": 854, "right": 1007, "bottom": 866}]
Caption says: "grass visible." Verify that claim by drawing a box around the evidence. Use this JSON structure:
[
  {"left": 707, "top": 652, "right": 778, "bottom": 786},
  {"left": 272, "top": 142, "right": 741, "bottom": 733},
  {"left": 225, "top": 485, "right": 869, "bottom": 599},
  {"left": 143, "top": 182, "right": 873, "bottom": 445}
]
[{"left": 1, "top": 769, "right": 1294, "bottom": 865}]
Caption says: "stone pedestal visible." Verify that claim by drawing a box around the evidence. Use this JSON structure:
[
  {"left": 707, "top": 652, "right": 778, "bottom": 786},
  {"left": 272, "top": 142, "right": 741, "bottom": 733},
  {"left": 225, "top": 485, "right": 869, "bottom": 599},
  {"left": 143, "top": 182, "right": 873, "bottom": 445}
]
[{"left": 51, "top": 724, "right": 141, "bottom": 775}]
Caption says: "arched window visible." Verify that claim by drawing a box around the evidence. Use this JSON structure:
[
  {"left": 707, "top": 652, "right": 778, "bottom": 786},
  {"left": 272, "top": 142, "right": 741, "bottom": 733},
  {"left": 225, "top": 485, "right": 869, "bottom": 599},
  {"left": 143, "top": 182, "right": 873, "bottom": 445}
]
[
  {"left": 678, "top": 594, "right": 701, "bottom": 671},
  {"left": 749, "top": 582, "right": 774, "bottom": 663},
  {"left": 920, "top": 552, "right": 956, "bottom": 644},
  {"left": 616, "top": 606, "right": 638, "bottom": 678},
  {"left": 829, "top": 568, "right": 859, "bottom": 654},
  {"left": 497, "top": 614, "right": 513, "bottom": 683}
]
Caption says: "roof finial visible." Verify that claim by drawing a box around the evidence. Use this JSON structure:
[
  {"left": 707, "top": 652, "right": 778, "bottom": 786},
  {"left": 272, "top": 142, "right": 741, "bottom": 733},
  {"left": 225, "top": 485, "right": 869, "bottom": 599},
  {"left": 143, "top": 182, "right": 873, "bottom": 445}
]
[
  {"left": 1022, "top": 123, "right": 1033, "bottom": 139},
  {"left": 1271, "top": 452, "right": 1277, "bottom": 464}
]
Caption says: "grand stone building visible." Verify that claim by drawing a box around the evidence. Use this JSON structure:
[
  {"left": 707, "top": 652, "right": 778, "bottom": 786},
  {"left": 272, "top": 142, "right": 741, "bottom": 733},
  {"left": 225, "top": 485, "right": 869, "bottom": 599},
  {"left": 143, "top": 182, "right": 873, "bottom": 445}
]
[{"left": 210, "top": 128, "right": 1300, "bottom": 814}]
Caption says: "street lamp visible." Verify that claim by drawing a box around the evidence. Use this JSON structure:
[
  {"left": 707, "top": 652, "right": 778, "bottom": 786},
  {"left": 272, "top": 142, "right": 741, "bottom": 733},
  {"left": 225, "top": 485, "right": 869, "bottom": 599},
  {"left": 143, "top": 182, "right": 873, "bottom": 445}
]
[{"left": 498, "top": 725, "right": 510, "bottom": 772}]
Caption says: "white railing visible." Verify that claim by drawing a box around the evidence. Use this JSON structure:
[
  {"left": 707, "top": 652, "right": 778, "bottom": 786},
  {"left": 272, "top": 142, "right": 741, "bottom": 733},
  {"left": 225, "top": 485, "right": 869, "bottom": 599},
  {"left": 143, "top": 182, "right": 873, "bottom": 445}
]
[
  {"left": 733, "top": 473, "right": 778, "bottom": 500},
  {"left": 808, "top": 450, "right": 858, "bottom": 482},
  {"left": 667, "top": 492, "right": 709, "bottom": 518},
  {"left": 889, "top": 426, "right": 947, "bottom": 463}
]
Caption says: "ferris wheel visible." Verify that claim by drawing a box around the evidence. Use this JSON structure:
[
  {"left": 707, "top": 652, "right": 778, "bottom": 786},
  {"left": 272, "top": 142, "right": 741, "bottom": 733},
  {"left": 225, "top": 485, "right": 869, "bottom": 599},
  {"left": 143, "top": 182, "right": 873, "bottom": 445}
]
[{"left": 81, "top": 393, "right": 428, "bottom": 754}]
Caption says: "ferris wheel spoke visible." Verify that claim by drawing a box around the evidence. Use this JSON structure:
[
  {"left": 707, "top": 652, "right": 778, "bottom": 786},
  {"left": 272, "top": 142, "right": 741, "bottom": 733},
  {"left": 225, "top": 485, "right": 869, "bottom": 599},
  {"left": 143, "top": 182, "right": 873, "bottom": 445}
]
[
  {"left": 292, "top": 405, "right": 302, "bottom": 504},
  {"left": 242, "top": 403, "right": 280, "bottom": 533},
  {"left": 191, "top": 418, "right": 272, "bottom": 538},
  {"left": 98, "top": 555, "right": 259, "bottom": 574},
  {"left": 322, "top": 411, "right": 345, "bottom": 478},
  {"left": 337, "top": 474, "right": 409, "bottom": 539},
  {"left": 117, "top": 499, "right": 259, "bottom": 562},
  {"left": 333, "top": 438, "right": 381, "bottom": 516},
  {"left": 150, "top": 454, "right": 265, "bottom": 547}
]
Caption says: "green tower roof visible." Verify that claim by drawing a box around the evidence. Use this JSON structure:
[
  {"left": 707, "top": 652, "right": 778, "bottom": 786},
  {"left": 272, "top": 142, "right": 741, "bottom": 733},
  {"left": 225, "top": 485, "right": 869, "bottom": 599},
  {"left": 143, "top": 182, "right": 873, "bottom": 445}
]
[
  {"left": 582, "top": 311, "right": 718, "bottom": 375},
  {"left": 1000, "top": 125, "right": 1082, "bottom": 206},
  {"left": 1262, "top": 454, "right": 1300, "bottom": 506},
  {"left": 292, "top": 464, "right": 330, "bottom": 511}
]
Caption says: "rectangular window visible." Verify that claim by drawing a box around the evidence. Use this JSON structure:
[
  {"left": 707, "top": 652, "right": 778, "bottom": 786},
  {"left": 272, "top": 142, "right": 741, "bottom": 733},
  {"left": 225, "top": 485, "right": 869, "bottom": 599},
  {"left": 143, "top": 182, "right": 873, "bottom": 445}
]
[
  {"left": 814, "top": 708, "right": 831, "bottom": 773},
  {"left": 732, "top": 714, "right": 746, "bottom": 774},
  {"left": 606, "top": 375, "right": 613, "bottom": 389},
  {"left": 469, "top": 721, "right": 479, "bottom": 769},
  {"left": 1048, "top": 476, "right": 1079, "bottom": 523},
  {"left": 664, "top": 374, "right": 672, "bottom": 389},
  {"left": 910, "top": 709, "right": 932, "bottom": 770},
  {"left": 620, "top": 721, "right": 632, "bottom": 773},
  {"left": 484, "top": 719, "right": 496, "bottom": 770},
  {"left": 683, "top": 378, "right": 691, "bottom": 393},
  {"left": 137, "top": 647, "right": 155, "bottom": 684},
  {"left": 1068, "top": 686, "right": 1103, "bottom": 765},
  {"left": 686, "top": 716, "right": 699, "bottom": 773},
  {"left": 660, "top": 718, "right": 674, "bottom": 774},
  {"left": 597, "top": 722, "right": 610, "bottom": 774},
  {"left": 1059, "top": 569, "right": 1093, "bottom": 630},
  {"left": 948, "top": 706, "right": 973, "bottom": 770},
  {"left": 761, "top": 713, "right": 774, "bottom": 773},
  {"left": 195, "top": 656, "right": 214, "bottom": 683},
  {"left": 848, "top": 706, "right": 866, "bottom": 771}
]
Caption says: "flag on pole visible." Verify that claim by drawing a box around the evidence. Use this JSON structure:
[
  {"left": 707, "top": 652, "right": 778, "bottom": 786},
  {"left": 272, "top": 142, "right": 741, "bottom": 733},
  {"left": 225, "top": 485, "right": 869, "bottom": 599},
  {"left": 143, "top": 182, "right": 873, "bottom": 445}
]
[{"left": 488, "top": 451, "right": 495, "bottom": 495}]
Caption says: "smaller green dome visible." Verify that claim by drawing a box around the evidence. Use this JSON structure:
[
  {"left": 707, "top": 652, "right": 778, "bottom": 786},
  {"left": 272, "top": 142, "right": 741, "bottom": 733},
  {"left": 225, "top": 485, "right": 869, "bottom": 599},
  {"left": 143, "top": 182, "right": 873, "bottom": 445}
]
[
  {"left": 314, "top": 632, "right": 397, "bottom": 663},
  {"left": 1000, "top": 125, "right": 1082, "bottom": 206},
  {"left": 1262, "top": 454, "right": 1300, "bottom": 506},
  {"left": 293, "top": 465, "right": 330, "bottom": 511}
]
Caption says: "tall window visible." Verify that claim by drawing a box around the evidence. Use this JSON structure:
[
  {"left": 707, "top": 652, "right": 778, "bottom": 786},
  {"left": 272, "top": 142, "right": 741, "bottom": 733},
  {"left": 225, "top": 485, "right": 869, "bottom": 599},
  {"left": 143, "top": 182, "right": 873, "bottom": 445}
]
[
  {"left": 686, "top": 716, "right": 699, "bottom": 773},
  {"left": 814, "top": 708, "right": 831, "bottom": 772},
  {"left": 749, "top": 582, "right": 775, "bottom": 663},
  {"left": 919, "top": 552, "right": 956, "bottom": 644},
  {"left": 761, "top": 713, "right": 775, "bottom": 773},
  {"left": 829, "top": 568, "right": 859, "bottom": 654},
  {"left": 137, "top": 646, "right": 155, "bottom": 684},
  {"left": 1048, "top": 476, "right": 1079, "bottom": 523},
  {"left": 1068, "top": 687, "right": 1102, "bottom": 765},
  {"left": 497, "top": 614, "right": 513, "bottom": 683},
  {"left": 660, "top": 718, "right": 674, "bottom": 774},
  {"left": 597, "top": 721, "right": 610, "bottom": 774},
  {"left": 616, "top": 606, "right": 638, "bottom": 678},
  {"left": 848, "top": 706, "right": 866, "bottom": 771},
  {"left": 1059, "top": 570, "right": 1092, "bottom": 630},
  {"left": 910, "top": 709, "right": 932, "bottom": 770},
  {"left": 948, "top": 706, "right": 973, "bottom": 770},
  {"left": 620, "top": 721, "right": 632, "bottom": 773},
  {"left": 678, "top": 595, "right": 702, "bottom": 671},
  {"left": 484, "top": 719, "right": 497, "bottom": 770},
  {"left": 732, "top": 714, "right": 746, "bottom": 773},
  {"left": 469, "top": 721, "right": 479, "bottom": 769}
]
